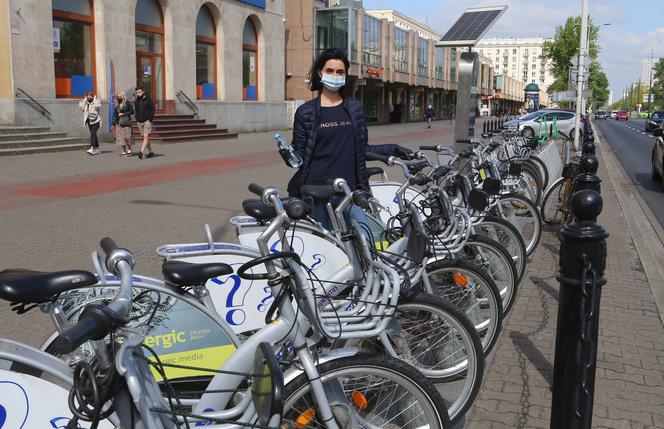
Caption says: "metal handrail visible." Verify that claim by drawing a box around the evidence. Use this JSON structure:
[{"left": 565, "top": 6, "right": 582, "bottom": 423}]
[
  {"left": 15, "top": 87, "right": 52, "bottom": 120},
  {"left": 176, "top": 89, "right": 199, "bottom": 116}
]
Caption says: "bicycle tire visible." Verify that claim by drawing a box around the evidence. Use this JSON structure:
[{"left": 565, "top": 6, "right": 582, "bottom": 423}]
[
  {"left": 425, "top": 258, "right": 503, "bottom": 355},
  {"left": 283, "top": 353, "right": 452, "bottom": 428},
  {"left": 521, "top": 162, "right": 544, "bottom": 206},
  {"left": 540, "top": 177, "right": 566, "bottom": 225},
  {"left": 474, "top": 216, "right": 528, "bottom": 286},
  {"left": 462, "top": 234, "right": 519, "bottom": 315},
  {"left": 493, "top": 194, "right": 542, "bottom": 256},
  {"left": 528, "top": 156, "right": 550, "bottom": 191}
]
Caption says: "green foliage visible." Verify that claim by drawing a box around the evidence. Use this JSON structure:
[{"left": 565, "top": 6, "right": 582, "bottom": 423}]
[
  {"left": 541, "top": 16, "right": 609, "bottom": 109},
  {"left": 651, "top": 58, "right": 664, "bottom": 109}
]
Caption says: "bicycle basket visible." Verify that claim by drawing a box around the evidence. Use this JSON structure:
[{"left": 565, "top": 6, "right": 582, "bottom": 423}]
[{"left": 562, "top": 163, "right": 579, "bottom": 179}]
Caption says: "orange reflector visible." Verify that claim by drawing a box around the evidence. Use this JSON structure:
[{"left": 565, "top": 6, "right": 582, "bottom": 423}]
[
  {"left": 530, "top": 179, "right": 537, "bottom": 187},
  {"left": 295, "top": 408, "right": 315, "bottom": 427},
  {"left": 352, "top": 391, "right": 369, "bottom": 410},
  {"left": 453, "top": 273, "right": 470, "bottom": 287}
]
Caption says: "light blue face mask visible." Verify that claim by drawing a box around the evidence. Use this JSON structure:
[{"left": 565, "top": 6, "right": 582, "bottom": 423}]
[{"left": 321, "top": 74, "right": 346, "bottom": 92}]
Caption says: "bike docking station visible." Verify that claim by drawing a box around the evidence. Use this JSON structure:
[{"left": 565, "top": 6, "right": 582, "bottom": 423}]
[{"left": 550, "top": 140, "right": 609, "bottom": 429}]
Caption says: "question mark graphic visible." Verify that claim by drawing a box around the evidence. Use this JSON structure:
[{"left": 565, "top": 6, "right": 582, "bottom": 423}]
[
  {"left": 0, "top": 404, "right": 6, "bottom": 428},
  {"left": 256, "top": 285, "right": 273, "bottom": 312},
  {"left": 209, "top": 263, "right": 252, "bottom": 326},
  {"left": 311, "top": 253, "right": 326, "bottom": 271}
]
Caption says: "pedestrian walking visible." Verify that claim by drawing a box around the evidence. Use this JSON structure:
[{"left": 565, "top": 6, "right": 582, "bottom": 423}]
[
  {"left": 425, "top": 104, "right": 435, "bottom": 128},
  {"left": 134, "top": 86, "right": 155, "bottom": 159},
  {"left": 112, "top": 91, "right": 134, "bottom": 157},
  {"left": 287, "top": 48, "right": 407, "bottom": 229},
  {"left": 78, "top": 91, "right": 102, "bottom": 155}
]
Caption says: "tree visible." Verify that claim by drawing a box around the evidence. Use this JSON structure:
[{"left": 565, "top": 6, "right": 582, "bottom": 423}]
[
  {"left": 650, "top": 58, "right": 664, "bottom": 109},
  {"left": 542, "top": 16, "right": 610, "bottom": 110}
]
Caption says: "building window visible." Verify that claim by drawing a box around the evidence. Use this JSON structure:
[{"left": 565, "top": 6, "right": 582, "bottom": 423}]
[
  {"left": 450, "top": 48, "right": 457, "bottom": 82},
  {"left": 512, "top": 48, "right": 517, "bottom": 54},
  {"left": 524, "top": 48, "right": 529, "bottom": 55},
  {"left": 512, "top": 56, "right": 516, "bottom": 62},
  {"left": 195, "top": 5, "right": 216, "bottom": 100},
  {"left": 394, "top": 28, "right": 408, "bottom": 72},
  {"left": 532, "top": 71, "right": 536, "bottom": 77},
  {"left": 242, "top": 18, "right": 258, "bottom": 101},
  {"left": 363, "top": 15, "right": 382, "bottom": 67},
  {"left": 135, "top": 0, "right": 164, "bottom": 110},
  {"left": 512, "top": 63, "right": 516, "bottom": 70},
  {"left": 435, "top": 46, "right": 444, "bottom": 80},
  {"left": 315, "top": 9, "right": 349, "bottom": 58},
  {"left": 418, "top": 38, "right": 428, "bottom": 77},
  {"left": 53, "top": 0, "right": 95, "bottom": 98}
]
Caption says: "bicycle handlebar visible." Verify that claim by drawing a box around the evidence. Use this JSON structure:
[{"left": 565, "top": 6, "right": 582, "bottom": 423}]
[
  {"left": 419, "top": 145, "right": 443, "bottom": 152},
  {"left": 456, "top": 139, "right": 472, "bottom": 144},
  {"left": 249, "top": 183, "right": 265, "bottom": 197},
  {"left": 100, "top": 237, "right": 119, "bottom": 255},
  {"left": 366, "top": 152, "right": 392, "bottom": 165}
]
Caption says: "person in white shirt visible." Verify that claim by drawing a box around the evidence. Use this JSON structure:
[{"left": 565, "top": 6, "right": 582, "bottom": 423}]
[{"left": 78, "top": 91, "right": 102, "bottom": 155}]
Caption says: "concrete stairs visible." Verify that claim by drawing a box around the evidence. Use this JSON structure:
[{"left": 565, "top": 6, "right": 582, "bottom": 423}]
[
  {"left": 0, "top": 126, "right": 87, "bottom": 156},
  {"left": 132, "top": 114, "right": 237, "bottom": 143}
]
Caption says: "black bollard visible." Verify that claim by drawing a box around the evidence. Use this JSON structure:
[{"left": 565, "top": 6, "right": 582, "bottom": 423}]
[
  {"left": 582, "top": 141, "right": 596, "bottom": 155},
  {"left": 573, "top": 155, "right": 601, "bottom": 194},
  {"left": 483, "top": 121, "right": 487, "bottom": 133},
  {"left": 584, "top": 132, "right": 595, "bottom": 144},
  {"left": 550, "top": 189, "right": 608, "bottom": 429}
]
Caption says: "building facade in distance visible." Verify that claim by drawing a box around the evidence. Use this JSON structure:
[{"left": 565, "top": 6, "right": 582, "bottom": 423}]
[
  {"left": 285, "top": 0, "right": 496, "bottom": 125},
  {"left": 0, "top": 0, "right": 287, "bottom": 139},
  {"left": 476, "top": 37, "right": 555, "bottom": 92}
]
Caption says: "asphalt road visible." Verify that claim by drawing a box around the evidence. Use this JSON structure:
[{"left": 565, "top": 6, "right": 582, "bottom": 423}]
[{"left": 594, "top": 117, "right": 664, "bottom": 228}]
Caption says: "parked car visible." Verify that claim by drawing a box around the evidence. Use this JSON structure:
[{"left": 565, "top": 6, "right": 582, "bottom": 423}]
[
  {"left": 615, "top": 111, "right": 630, "bottom": 120},
  {"left": 594, "top": 111, "right": 609, "bottom": 119},
  {"left": 652, "top": 128, "right": 664, "bottom": 184},
  {"left": 501, "top": 109, "right": 583, "bottom": 140},
  {"left": 610, "top": 111, "right": 618, "bottom": 119},
  {"left": 645, "top": 111, "right": 664, "bottom": 132}
]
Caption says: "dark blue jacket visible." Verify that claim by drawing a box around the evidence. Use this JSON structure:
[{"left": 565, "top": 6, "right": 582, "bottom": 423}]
[{"left": 287, "top": 96, "right": 394, "bottom": 197}]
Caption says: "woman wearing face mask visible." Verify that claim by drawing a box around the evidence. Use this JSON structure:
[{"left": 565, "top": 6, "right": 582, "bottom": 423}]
[
  {"left": 287, "top": 49, "right": 411, "bottom": 227},
  {"left": 112, "top": 91, "right": 135, "bottom": 157},
  {"left": 78, "top": 91, "right": 102, "bottom": 155}
]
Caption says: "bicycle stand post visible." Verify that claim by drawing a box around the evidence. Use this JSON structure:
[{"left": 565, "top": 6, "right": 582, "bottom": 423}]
[{"left": 550, "top": 189, "right": 608, "bottom": 429}]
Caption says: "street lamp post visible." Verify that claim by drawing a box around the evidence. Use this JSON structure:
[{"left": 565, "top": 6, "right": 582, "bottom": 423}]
[
  {"left": 648, "top": 50, "right": 654, "bottom": 116},
  {"left": 573, "top": 0, "right": 589, "bottom": 151}
]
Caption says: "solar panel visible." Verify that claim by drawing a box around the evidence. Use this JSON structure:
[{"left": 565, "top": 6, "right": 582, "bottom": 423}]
[{"left": 437, "top": 6, "right": 507, "bottom": 47}]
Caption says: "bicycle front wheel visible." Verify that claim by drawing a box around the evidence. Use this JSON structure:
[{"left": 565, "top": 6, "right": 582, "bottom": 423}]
[
  {"left": 426, "top": 258, "right": 503, "bottom": 355},
  {"left": 493, "top": 194, "right": 542, "bottom": 256},
  {"left": 283, "top": 353, "right": 452, "bottom": 428}
]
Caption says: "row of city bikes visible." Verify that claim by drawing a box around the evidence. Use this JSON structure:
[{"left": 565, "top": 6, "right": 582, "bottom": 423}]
[{"left": 0, "top": 127, "right": 562, "bottom": 428}]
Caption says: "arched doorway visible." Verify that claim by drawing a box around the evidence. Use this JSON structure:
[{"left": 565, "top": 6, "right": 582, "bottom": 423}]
[
  {"left": 196, "top": 5, "right": 217, "bottom": 100},
  {"left": 52, "top": 0, "right": 95, "bottom": 98},
  {"left": 242, "top": 18, "right": 258, "bottom": 101},
  {"left": 135, "top": 0, "right": 164, "bottom": 110}
]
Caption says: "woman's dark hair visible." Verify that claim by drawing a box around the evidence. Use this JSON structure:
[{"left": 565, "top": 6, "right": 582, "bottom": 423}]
[{"left": 308, "top": 48, "right": 350, "bottom": 95}]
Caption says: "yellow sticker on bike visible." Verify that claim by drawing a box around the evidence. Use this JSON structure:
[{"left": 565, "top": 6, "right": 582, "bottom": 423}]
[{"left": 479, "top": 169, "right": 487, "bottom": 180}]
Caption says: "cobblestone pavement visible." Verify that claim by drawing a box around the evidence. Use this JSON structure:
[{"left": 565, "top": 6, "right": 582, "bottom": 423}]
[{"left": 466, "top": 137, "right": 664, "bottom": 428}]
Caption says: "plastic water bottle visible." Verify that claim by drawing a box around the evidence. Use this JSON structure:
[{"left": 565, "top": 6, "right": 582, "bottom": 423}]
[{"left": 275, "top": 133, "right": 302, "bottom": 168}]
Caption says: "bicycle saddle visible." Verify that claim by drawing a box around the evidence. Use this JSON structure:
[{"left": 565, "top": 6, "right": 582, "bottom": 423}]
[
  {"left": 366, "top": 166, "right": 384, "bottom": 178},
  {"left": 162, "top": 261, "right": 233, "bottom": 288},
  {"left": 0, "top": 269, "right": 97, "bottom": 303}
]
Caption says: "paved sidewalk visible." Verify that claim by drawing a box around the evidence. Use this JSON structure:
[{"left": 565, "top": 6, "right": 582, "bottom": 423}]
[{"left": 466, "top": 135, "right": 664, "bottom": 427}]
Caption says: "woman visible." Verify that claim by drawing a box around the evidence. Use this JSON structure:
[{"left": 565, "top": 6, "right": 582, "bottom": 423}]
[
  {"left": 288, "top": 49, "right": 409, "bottom": 227},
  {"left": 78, "top": 91, "right": 102, "bottom": 155},
  {"left": 112, "top": 91, "right": 135, "bottom": 156}
]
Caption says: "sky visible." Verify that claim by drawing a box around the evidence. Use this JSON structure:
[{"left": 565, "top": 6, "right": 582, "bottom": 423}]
[{"left": 362, "top": 0, "right": 664, "bottom": 103}]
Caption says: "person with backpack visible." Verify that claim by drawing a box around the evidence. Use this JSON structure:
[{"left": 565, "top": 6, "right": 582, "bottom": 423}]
[
  {"left": 134, "top": 86, "right": 156, "bottom": 159},
  {"left": 78, "top": 91, "right": 102, "bottom": 155}
]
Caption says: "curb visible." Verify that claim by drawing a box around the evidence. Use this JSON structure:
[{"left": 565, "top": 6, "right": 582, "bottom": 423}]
[{"left": 591, "top": 120, "right": 664, "bottom": 326}]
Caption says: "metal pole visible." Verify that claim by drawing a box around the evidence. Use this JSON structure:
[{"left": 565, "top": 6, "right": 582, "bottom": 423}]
[
  {"left": 629, "top": 83, "right": 633, "bottom": 113},
  {"left": 648, "top": 50, "right": 654, "bottom": 115},
  {"left": 573, "top": 0, "right": 589, "bottom": 151},
  {"left": 638, "top": 78, "right": 642, "bottom": 114}
]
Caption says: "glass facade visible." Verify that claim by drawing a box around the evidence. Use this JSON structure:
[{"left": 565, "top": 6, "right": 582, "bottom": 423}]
[
  {"left": 363, "top": 15, "right": 382, "bottom": 67},
  {"left": 196, "top": 6, "right": 216, "bottom": 99},
  {"left": 418, "top": 38, "right": 428, "bottom": 77},
  {"left": 53, "top": 0, "right": 94, "bottom": 98},
  {"left": 135, "top": 0, "right": 164, "bottom": 109},
  {"left": 135, "top": 0, "right": 162, "bottom": 27},
  {"left": 394, "top": 28, "right": 408, "bottom": 72},
  {"left": 450, "top": 48, "right": 457, "bottom": 82},
  {"left": 435, "top": 47, "right": 444, "bottom": 80},
  {"left": 350, "top": 10, "right": 358, "bottom": 62},
  {"left": 315, "top": 9, "right": 349, "bottom": 58},
  {"left": 242, "top": 19, "right": 258, "bottom": 100}
]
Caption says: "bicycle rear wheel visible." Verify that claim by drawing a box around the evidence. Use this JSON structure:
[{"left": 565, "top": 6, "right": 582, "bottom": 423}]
[
  {"left": 541, "top": 177, "right": 567, "bottom": 225},
  {"left": 283, "top": 353, "right": 452, "bottom": 428},
  {"left": 474, "top": 215, "right": 528, "bottom": 286}
]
